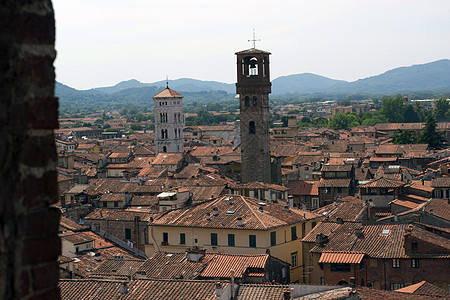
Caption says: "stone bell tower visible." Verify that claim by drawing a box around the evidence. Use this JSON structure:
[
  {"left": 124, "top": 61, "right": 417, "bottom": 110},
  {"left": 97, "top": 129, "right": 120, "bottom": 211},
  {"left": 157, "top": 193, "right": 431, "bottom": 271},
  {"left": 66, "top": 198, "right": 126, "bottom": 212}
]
[
  {"left": 153, "top": 84, "right": 185, "bottom": 154},
  {"left": 236, "top": 47, "right": 272, "bottom": 183}
]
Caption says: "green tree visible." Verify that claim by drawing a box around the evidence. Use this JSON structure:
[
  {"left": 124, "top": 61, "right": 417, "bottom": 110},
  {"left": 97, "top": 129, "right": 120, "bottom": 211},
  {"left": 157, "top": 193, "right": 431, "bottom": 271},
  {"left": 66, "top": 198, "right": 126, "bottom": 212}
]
[
  {"left": 391, "top": 130, "right": 418, "bottom": 144},
  {"left": 434, "top": 98, "right": 449, "bottom": 122},
  {"left": 328, "top": 113, "right": 360, "bottom": 130},
  {"left": 403, "top": 104, "right": 420, "bottom": 123},
  {"left": 380, "top": 95, "right": 404, "bottom": 123},
  {"left": 419, "top": 115, "right": 446, "bottom": 149}
]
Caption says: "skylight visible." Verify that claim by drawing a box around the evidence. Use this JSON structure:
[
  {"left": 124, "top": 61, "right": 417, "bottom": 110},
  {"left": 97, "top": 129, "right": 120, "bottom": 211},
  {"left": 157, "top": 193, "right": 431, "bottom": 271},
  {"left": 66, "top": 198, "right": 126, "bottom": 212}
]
[{"left": 381, "top": 229, "right": 390, "bottom": 236}]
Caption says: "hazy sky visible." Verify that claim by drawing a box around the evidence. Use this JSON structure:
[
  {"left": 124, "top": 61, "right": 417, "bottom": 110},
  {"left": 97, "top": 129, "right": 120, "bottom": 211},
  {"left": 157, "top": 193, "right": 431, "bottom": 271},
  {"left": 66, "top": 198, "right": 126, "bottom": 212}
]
[{"left": 53, "top": 0, "right": 450, "bottom": 90}]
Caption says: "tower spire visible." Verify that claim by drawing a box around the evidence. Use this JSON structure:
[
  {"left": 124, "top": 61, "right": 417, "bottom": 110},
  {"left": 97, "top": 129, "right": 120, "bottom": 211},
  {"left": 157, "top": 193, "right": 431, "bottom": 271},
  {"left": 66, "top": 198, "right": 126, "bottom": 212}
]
[
  {"left": 248, "top": 29, "right": 260, "bottom": 49},
  {"left": 166, "top": 75, "right": 169, "bottom": 88}
]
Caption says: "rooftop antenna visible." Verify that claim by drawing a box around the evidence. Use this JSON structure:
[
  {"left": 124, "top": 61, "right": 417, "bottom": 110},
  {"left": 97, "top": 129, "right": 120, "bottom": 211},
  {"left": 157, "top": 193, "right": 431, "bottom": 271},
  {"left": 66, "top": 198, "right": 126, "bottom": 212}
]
[
  {"left": 248, "top": 28, "right": 260, "bottom": 49},
  {"left": 165, "top": 75, "right": 169, "bottom": 88}
]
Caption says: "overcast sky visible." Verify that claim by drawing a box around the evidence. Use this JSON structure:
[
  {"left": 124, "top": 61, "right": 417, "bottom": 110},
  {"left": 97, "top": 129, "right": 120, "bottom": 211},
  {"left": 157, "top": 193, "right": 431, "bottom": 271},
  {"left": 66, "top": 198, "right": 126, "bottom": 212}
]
[{"left": 53, "top": 0, "right": 450, "bottom": 90}]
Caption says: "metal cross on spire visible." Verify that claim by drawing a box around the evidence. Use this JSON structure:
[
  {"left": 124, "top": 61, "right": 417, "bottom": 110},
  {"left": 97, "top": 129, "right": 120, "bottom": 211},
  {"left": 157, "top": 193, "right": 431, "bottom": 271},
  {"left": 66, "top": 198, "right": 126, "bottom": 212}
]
[{"left": 248, "top": 29, "right": 260, "bottom": 49}]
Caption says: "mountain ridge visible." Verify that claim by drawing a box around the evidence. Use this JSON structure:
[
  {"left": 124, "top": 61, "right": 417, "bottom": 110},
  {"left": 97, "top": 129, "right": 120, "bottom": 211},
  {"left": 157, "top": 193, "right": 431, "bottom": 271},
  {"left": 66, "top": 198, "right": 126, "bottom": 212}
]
[{"left": 56, "top": 59, "right": 450, "bottom": 102}]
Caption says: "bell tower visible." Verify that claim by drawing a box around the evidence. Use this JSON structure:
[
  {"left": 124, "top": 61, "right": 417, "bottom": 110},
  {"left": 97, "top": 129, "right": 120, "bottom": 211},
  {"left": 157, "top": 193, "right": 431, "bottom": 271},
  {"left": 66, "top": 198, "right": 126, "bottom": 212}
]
[{"left": 236, "top": 47, "right": 271, "bottom": 183}]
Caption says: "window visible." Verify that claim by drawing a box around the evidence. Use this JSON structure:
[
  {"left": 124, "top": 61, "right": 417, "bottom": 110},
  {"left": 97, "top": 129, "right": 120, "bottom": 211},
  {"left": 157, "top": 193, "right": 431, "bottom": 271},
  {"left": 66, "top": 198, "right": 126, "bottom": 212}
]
[
  {"left": 291, "top": 252, "right": 298, "bottom": 268},
  {"left": 270, "top": 231, "right": 276, "bottom": 246},
  {"left": 392, "top": 258, "right": 400, "bottom": 268},
  {"left": 390, "top": 283, "right": 404, "bottom": 290},
  {"left": 411, "top": 259, "right": 419, "bottom": 268},
  {"left": 75, "top": 247, "right": 79, "bottom": 253},
  {"left": 291, "top": 226, "right": 297, "bottom": 240},
  {"left": 180, "top": 233, "right": 186, "bottom": 244},
  {"left": 228, "top": 234, "right": 235, "bottom": 247},
  {"left": 125, "top": 228, "right": 132, "bottom": 240},
  {"left": 411, "top": 242, "right": 418, "bottom": 252},
  {"left": 252, "top": 96, "right": 257, "bottom": 107},
  {"left": 305, "top": 166, "right": 309, "bottom": 170},
  {"left": 249, "top": 235, "right": 256, "bottom": 248},
  {"left": 331, "top": 263, "right": 351, "bottom": 272},
  {"left": 312, "top": 198, "right": 319, "bottom": 209},
  {"left": 435, "top": 189, "right": 442, "bottom": 198},
  {"left": 320, "top": 277, "right": 325, "bottom": 285},
  {"left": 102, "top": 202, "right": 107, "bottom": 207},
  {"left": 312, "top": 221, "right": 317, "bottom": 228},
  {"left": 337, "top": 187, "right": 343, "bottom": 193},
  {"left": 163, "top": 232, "right": 168, "bottom": 244},
  {"left": 114, "top": 201, "right": 118, "bottom": 207},
  {"left": 211, "top": 233, "right": 218, "bottom": 246},
  {"left": 249, "top": 121, "right": 256, "bottom": 134},
  {"left": 244, "top": 96, "right": 249, "bottom": 107}
]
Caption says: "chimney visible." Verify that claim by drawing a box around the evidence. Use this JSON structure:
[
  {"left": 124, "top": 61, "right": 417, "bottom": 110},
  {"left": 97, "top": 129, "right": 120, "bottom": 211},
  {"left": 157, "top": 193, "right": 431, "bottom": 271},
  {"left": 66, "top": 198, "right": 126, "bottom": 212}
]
[
  {"left": 236, "top": 217, "right": 244, "bottom": 227},
  {"left": 212, "top": 207, "right": 219, "bottom": 216},
  {"left": 284, "top": 205, "right": 290, "bottom": 212},
  {"left": 354, "top": 227, "right": 363, "bottom": 238},
  {"left": 215, "top": 282, "right": 222, "bottom": 297},
  {"left": 119, "top": 282, "right": 128, "bottom": 295},
  {"left": 315, "top": 233, "right": 329, "bottom": 247},
  {"left": 230, "top": 269, "right": 235, "bottom": 299},
  {"left": 429, "top": 209, "right": 434, "bottom": 215}
]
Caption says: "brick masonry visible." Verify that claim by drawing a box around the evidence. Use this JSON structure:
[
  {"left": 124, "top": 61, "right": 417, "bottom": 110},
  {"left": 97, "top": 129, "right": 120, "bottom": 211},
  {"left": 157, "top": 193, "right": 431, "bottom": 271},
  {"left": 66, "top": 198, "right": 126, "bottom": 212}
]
[{"left": 0, "top": 1, "right": 60, "bottom": 299}]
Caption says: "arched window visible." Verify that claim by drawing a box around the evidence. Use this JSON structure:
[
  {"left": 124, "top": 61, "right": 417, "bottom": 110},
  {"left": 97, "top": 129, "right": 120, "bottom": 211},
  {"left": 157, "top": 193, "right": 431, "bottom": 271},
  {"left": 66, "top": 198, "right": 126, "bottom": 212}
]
[
  {"left": 248, "top": 57, "right": 258, "bottom": 76},
  {"left": 253, "top": 96, "right": 257, "bottom": 107},
  {"left": 162, "top": 146, "right": 167, "bottom": 153},
  {"left": 245, "top": 96, "right": 249, "bottom": 107},
  {"left": 249, "top": 121, "right": 256, "bottom": 134},
  {"left": 161, "top": 129, "right": 165, "bottom": 139}
]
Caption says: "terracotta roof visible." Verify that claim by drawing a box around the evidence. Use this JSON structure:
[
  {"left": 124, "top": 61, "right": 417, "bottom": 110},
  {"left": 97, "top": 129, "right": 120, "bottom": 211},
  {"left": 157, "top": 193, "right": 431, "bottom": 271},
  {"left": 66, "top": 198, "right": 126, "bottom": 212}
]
[
  {"left": 84, "top": 208, "right": 156, "bottom": 222},
  {"left": 318, "top": 252, "right": 365, "bottom": 264},
  {"left": 59, "top": 278, "right": 228, "bottom": 300},
  {"left": 295, "top": 287, "right": 352, "bottom": 300},
  {"left": 287, "top": 181, "right": 319, "bottom": 196},
  {"left": 152, "top": 153, "right": 183, "bottom": 165},
  {"left": 138, "top": 252, "right": 209, "bottom": 279},
  {"left": 200, "top": 253, "right": 268, "bottom": 278},
  {"left": 237, "top": 284, "right": 290, "bottom": 300},
  {"left": 309, "top": 223, "right": 410, "bottom": 258},
  {"left": 152, "top": 195, "right": 321, "bottom": 230},
  {"left": 231, "top": 181, "right": 290, "bottom": 192},
  {"left": 431, "top": 177, "right": 450, "bottom": 188},
  {"left": 396, "top": 281, "right": 450, "bottom": 297},
  {"left": 301, "top": 221, "right": 343, "bottom": 243},
  {"left": 235, "top": 48, "right": 271, "bottom": 54},
  {"left": 190, "top": 146, "right": 233, "bottom": 157},
  {"left": 60, "top": 216, "right": 89, "bottom": 232},
  {"left": 318, "top": 178, "right": 351, "bottom": 188},
  {"left": 353, "top": 286, "right": 441, "bottom": 300},
  {"left": 424, "top": 198, "right": 450, "bottom": 221},
  {"left": 358, "top": 177, "right": 405, "bottom": 189},
  {"left": 90, "top": 259, "right": 145, "bottom": 279},
  {"left": 152, "top": 87, "right": 183, "bottom": 98},
  {"left": 369, "top": 157, "right": 398, "bottom": 162},
  {"left": 313, "top": 196, "right": 366, "bottom": 222},
  {"left": 321, "top": 164, "right": 352, "bottom": 172}
]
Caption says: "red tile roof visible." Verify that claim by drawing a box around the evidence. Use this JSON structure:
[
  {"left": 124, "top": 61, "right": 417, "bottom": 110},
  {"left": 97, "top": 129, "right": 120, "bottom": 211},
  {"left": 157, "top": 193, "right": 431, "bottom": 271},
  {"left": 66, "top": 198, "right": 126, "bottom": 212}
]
[
  {"left": 237, "top": 284, "right": 290, "bottom": 300},
  {"left": 396, "top": 281, "right": 450, "bottom": 297},
  {"left": 152, "top": 195, "right": 321, "bottom": 230},
  {"left": 59, "top": 278, "right": 228, "bottom": 300},
  {"left": 318, "top": 178, "right": 351, "bottom": 188},
  {"left": 152, "top": 87, "right": 183, "bottom": 98},
  {"left": 200, "top": 253, "right": 268, "bottom": 278},
  {"left": 318, "top": 252, "right": 365, "bottom": 264},
  {"left": 287, "top": 181, "right": 319, "bottom": 196}
]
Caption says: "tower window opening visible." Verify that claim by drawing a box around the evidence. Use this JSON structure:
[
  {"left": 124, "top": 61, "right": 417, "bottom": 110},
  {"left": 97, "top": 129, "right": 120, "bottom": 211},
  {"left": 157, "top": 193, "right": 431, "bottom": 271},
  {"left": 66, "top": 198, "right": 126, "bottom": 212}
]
[
  {"left": 253, "top": 96, "right": 257, "bottom": 107},
  {"left": 249, "top": 57, "right": 258, "bottom": 76},
  {"left": 162, "top": 146, "right": 167, "bottom": 153},
  {"left": 245, "top": 96, "right": 250, "bottom": 107},
  {"left": 249, "top": 121, "right": 256, "bottom": 134}
]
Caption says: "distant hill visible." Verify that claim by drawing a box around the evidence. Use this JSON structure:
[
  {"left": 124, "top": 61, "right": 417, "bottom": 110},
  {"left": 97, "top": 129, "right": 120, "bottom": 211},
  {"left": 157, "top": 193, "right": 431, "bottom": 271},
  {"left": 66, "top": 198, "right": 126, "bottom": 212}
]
[
  {"left": 272, "top": 73, "right": 347, "bottom": 94},
  {"left": 329, "top": 59, "right": 450, "bottom": 93},
  {"left": 56, "top": 59, "right": 450, "bottom": 106}
]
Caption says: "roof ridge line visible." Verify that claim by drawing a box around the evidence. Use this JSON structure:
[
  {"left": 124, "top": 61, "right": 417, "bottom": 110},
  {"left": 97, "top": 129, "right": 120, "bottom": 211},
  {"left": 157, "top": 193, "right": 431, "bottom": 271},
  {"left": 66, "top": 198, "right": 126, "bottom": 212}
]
[{"left": 242, "top": 196, "right": 268, "bottom": 230}]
